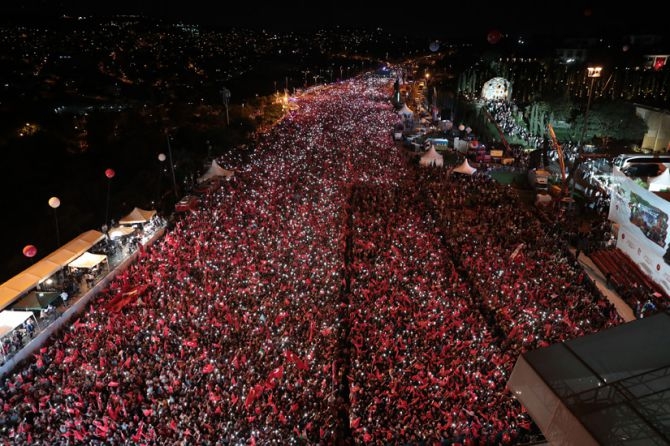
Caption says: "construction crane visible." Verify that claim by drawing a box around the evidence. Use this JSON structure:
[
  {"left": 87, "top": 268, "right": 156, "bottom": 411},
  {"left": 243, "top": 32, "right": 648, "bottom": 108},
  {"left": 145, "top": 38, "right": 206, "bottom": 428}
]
[
  {"left": 547, "top": 123, "right": 615, "bottom": 201},
  {"left": 547, "top": 123, "right": 568, "bottom": 196}
]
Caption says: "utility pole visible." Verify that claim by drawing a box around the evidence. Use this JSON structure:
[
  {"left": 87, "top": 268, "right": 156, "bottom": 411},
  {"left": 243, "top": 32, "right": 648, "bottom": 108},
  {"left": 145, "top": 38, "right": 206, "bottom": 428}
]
[
  {"left": 221, "top": 87, "right": 231, "bottom": 126},
  {"left": 165, "top": 132, "right": 179, "bottom": 200}
]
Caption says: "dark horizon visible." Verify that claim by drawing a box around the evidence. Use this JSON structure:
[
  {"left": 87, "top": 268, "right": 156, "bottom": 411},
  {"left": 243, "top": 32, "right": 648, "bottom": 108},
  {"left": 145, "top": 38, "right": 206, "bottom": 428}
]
[{"left": 0, "top": 2, "right": 666, "bottom": 39}]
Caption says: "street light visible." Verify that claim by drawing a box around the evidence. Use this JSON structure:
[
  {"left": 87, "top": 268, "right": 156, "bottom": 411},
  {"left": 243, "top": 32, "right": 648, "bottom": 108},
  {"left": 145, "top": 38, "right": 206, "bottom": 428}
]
[
  {"left": 164, "top": 134, "right": 179, "bottom": 200},
  {"left": 578, "top": 66, "right": 602, "bottom": 149},
  {"left": 48, "top": 196, "right": 61, "bottom": 247},
  {"left": 570, "top": 66, "right": 602, "bottom": 208},
  {"left": 104, "top": 168, "right": 115, "bottom": 233},
  {"left": 221, "top": 87, "right": 231, "bottom": 126}
]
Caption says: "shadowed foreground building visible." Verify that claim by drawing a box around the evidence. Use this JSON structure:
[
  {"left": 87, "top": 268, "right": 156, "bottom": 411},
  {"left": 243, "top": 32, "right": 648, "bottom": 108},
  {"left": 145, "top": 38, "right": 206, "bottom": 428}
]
[{"left": 508, "top": 311, "right": 670, "bottom": 445}]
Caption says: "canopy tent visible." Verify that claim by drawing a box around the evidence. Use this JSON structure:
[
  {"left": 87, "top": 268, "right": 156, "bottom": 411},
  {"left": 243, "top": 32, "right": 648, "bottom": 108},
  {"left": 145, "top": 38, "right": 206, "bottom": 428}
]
[
  {"left": 0, "top": 310, "right": 37, "bottom": 362},
  {"left": 119, "top": 207, "right": 156, "bottom": 225},
  {"left": 68, "top": 252, "right": 108, "bottom": 270},
  {"left": 11, "top": 291, "right": 60, "bottom": 312},
  {"left": 0, "top": 310, "right": 34, "bottom": 340},
  {"left": 198, "top": 160, "right": 235, "bottom": 184},
  {"left": 419, "top": 146, "right": 444, "bottom": 167},
  {"left": 108, "top": 225, "right": 136, "bottom": 240},
  {"left": 453, "top": 158, "right": 477, "bottom": 175},
  {"left": 397, "top": 104, "right": 414, "bottom": 120},
  {"left": 45, "top": 230, "right": 105, "bottom": 266},
  {"left": 648, "top": 166, "right": 670, "bottom": 192},
  {"left": 0, "top": 230, "right": 104, "bottom": 311}
]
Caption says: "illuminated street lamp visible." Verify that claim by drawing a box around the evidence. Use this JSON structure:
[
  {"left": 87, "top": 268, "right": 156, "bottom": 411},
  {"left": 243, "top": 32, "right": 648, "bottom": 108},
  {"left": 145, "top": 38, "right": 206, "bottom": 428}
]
[
  {"left": 164, "top": 134, "right": 179, "bottom": 200},
  {"left": 571, "top": 66, "right": 602, "bottom": 207},
  {"left": 578, "top": 66, "right": 602, "bottom": 149},
  {"left": 104, "top": 168, "right": 115, "bottom": 232}
]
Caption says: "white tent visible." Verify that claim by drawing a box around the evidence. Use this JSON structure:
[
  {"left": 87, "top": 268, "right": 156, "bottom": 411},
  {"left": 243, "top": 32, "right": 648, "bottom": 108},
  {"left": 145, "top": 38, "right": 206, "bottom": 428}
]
[
  {"left": 119, "top": 207, "right": 157, "bottom": 225},
  {"left": 419, "top": 146, "right": 444, "bottom": 167},
  {"left": 68, "top": 252, "right": 108, "bottom": 270},
  {"left": 649, "top": 167, "right": 670, "bottom": 192},
  {"left": 198, "top": 160, "right": 235, "bottom": 183},
  {"left": 453, "top": 158, "right": 477, "bottom": 175},
  {"left": 108, "top": 225, "right": 136, "bottom": 240},
  {"left": 0, "top": 310, "right": 37, "bottom": 362},
  {"left": 0, "top": 310, "right": 34, "bottom": 340},
  {"left": 398, "top": 104, "right": 414, "bottom": 120},
  {"left": 0, "top": 230, "right": 104, "bottom": 311}
]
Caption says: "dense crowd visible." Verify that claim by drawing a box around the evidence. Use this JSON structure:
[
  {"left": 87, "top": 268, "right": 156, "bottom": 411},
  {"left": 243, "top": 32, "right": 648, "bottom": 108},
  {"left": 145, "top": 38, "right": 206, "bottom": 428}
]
[
  {"left": 0, "top": 74, "right": 621, "bottom": 445},
  {"left": 484, "top": 100, "right": 541, "bottom": 149}
]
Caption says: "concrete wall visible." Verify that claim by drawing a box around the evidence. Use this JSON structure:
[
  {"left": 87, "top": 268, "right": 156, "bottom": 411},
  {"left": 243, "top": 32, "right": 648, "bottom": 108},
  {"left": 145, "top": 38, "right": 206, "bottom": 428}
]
[{"left": 636, "top": 105, "right": 670, "bottom": 152}]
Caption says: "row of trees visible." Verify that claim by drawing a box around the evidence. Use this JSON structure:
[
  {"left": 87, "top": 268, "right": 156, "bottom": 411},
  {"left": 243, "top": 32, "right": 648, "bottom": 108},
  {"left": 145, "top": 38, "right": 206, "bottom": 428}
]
[
  {"left": 454, "top": 69, "right": 647, "bottom": 148},
  {"left": 524, "top": 98, "right": 646, "bottom": 147}
]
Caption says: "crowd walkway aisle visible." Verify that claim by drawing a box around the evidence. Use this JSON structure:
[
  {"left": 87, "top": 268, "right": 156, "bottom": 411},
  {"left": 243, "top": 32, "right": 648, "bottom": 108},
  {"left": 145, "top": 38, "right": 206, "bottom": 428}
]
[{"left": 575, "top": 248, "right": 636, "bottom": 322}]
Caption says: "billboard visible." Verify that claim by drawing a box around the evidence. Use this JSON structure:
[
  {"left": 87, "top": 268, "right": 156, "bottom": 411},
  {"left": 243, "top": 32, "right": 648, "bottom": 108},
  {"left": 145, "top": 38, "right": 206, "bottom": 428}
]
[{"left": 608, "top": 168, "right": 670, "bottom": 294}]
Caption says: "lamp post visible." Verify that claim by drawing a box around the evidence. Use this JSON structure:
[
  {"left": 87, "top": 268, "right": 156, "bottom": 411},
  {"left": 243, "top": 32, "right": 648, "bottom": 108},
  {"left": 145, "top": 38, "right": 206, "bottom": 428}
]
[
  {"left": 165, "top": 134, "right": 179, "bottom": 200},
  {"left": 221, "top": 87, "right": 231, "bottom": 126},
  {"left": 104, "top": 168, "right": 115, "bottom": 232},
  {"left": 578, "top": 66, "right": 602, "bottom": 149},
  {"left": 157, "top": 153, "right": 167, "bottom": 208},
  {"left": 48, "top": 196, "right": 61, "bottom": 248},
  {"left": 570, "top": 66, "right": 602, "bottom": 208}
]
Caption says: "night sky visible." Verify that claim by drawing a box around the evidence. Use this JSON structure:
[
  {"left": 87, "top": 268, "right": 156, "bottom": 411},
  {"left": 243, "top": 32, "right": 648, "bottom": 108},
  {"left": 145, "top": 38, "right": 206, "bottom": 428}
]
[{"left": 0, "top": 1, "right": 665, "bottom": 37}]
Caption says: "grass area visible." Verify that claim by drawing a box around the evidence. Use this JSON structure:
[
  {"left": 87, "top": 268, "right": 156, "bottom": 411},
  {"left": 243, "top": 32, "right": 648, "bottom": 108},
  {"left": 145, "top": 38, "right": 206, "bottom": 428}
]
[
  {"left": 441, "top": 151, "right": 460, "bottom": 165},
  {"left": 489, "top": 170, "right": 528, "bottom": 187}
]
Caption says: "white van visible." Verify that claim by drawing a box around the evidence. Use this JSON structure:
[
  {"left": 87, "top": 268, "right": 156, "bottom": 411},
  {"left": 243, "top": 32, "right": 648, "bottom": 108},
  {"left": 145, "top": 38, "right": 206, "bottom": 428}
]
[{"left": 613, "top": 154, "right": 670, "bottom": 169}]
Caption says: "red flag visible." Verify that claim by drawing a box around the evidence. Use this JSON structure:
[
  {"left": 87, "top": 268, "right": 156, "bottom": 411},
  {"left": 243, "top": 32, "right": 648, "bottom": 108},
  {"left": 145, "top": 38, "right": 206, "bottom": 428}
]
[
  {"left": 267, "top": 365, "right": 284, "bottom": 382},
  {"left": 107, "top": 404, "right": 119, "bottom": 421},
  {"left": 244, "top": 387, "right": 256, "bottom": 410},
  {"left": 202, "top": 363, "right": 215, "bottom": 374},
  {"left": 274, "top": 311, "right": 289, "bottom": 326},
  {"left": 53, "top": 348, "right": 65, "bottom": 366},
  {"left": 183, "top": 340, "right": 198, "bottom": 348},
  {"left": 284, "top": 349, "right": 308, "bottom": 370}
]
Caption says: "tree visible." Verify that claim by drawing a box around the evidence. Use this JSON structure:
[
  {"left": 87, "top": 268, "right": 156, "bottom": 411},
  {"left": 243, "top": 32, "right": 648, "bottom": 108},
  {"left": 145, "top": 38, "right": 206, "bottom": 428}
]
[{"left": 579, "top": 101, "right": 647, "bottom": 146}]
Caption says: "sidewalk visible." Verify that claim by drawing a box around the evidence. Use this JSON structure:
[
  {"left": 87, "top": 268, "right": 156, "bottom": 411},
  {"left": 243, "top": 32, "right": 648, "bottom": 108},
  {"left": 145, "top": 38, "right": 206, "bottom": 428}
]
[{"left": 574, "top": 248, "right": 636, "bottom": 322}]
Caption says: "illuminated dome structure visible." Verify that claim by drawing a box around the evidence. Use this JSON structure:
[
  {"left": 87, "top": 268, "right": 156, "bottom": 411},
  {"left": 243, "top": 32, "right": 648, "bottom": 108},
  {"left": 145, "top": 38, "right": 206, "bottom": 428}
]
[{"left": 481, "top": 77, "right": 512, "bottom": 101}]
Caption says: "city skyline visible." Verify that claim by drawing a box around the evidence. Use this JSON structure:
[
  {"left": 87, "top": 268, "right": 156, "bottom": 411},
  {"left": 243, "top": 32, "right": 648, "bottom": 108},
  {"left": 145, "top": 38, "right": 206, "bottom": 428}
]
[{"left": 0, "top": 1, "right": 665, "bottom": 38}]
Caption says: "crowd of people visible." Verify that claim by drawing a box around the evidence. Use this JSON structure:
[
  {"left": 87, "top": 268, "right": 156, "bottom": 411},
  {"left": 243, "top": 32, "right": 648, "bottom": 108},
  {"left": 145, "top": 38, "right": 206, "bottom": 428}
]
[
  {"left": 484, "top": 100, "right": 542, "bottom": 149},
  {"left": 0, "top": 74, "right": 622, "bottom": 445}
]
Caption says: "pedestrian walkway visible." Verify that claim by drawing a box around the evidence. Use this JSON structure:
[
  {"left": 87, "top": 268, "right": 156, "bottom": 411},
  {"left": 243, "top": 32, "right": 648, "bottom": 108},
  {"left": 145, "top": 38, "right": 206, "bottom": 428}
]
[{"left": 574, "top": 248, "right": 636, "bottom": 322}]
